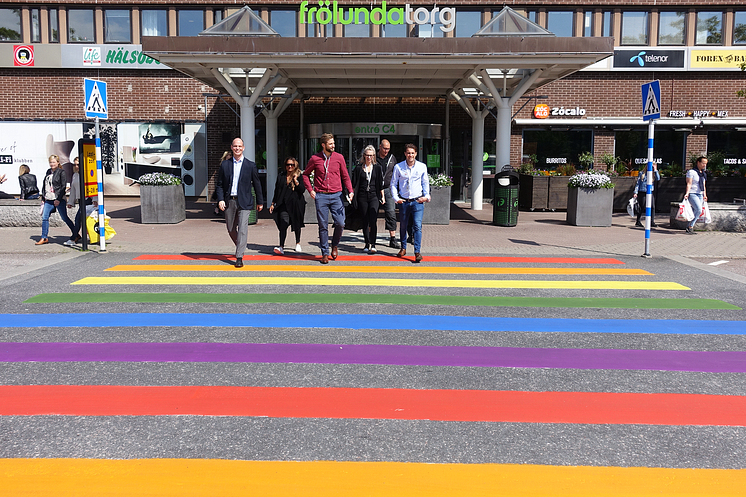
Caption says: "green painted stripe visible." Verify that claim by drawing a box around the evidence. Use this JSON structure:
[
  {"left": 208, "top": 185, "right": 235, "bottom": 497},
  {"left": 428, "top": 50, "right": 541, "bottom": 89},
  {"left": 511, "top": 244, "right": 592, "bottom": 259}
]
[{"left": 24, "top": 293, "right": 741, "bottom": 310}]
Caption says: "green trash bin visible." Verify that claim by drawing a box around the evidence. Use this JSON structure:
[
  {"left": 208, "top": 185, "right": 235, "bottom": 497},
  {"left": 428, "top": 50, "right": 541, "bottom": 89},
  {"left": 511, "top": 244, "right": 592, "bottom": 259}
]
[{"left": 493, "top": 168, "right": 520, "bottom": 227}]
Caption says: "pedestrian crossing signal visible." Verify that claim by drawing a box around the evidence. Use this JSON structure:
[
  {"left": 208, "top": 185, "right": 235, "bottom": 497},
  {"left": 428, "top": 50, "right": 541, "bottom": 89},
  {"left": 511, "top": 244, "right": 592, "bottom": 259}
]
[{"left": 84, "top": 78, "right": 108, "bottom": 119}]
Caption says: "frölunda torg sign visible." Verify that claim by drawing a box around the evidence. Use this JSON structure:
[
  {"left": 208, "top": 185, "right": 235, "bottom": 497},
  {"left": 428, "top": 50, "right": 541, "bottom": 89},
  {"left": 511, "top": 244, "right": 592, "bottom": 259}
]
[{"left": 613, "top": 50, "right": 685, "bottom": 69}]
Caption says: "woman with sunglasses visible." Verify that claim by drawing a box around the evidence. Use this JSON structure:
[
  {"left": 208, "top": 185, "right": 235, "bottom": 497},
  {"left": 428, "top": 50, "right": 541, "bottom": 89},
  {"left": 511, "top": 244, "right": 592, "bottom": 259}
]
[
  {"left": 269, "top": 157, "right": 307, "bottom": 254},
  {"left": 350, "top": 145, "right": 385, "bottom": 253}
]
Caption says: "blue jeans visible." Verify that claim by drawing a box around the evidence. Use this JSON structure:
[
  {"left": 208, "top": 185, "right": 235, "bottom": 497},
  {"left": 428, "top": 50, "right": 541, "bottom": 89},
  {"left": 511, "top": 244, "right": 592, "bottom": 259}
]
[
  {"left": 687, "top": 193, "right": 703, "bottom": 229},
  {"left": 41, "top": 199, "right": 75, "bottom": 239},
  {"left": 315, "top": 192, "right": 345, "bottom": 255},
  {"left": 399, "top": 200, "right": 424, "bottom": 253}
]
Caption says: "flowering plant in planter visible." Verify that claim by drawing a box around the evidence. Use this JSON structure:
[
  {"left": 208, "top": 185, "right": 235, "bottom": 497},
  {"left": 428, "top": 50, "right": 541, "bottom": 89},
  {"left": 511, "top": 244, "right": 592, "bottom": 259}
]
[
  {"left": 428, "top": 173, "right": 454, "bottom": 187},
  {"left": 136, "top": 172, "right": 183, "bottom": 186},
  {"left": 567, "top": 170, "right": 614, "bottom": 189}
]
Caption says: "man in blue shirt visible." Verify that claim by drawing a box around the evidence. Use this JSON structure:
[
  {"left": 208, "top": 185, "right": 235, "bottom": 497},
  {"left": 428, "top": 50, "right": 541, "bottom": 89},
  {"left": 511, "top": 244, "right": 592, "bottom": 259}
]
[{"left": 390, "top": 143, "right": 430, "bottom": 263}]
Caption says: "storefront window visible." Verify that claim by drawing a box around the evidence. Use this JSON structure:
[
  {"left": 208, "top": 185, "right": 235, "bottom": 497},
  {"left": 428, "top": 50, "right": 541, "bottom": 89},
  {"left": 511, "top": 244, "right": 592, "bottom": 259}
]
[
  {"left": 270, "top": 10, "right": 296, "bottom": 37},
  {"left": 547, "top": 11, "right": 573, "bottom": 37},
  {"left": 522, "top": 130, "right": 593, "bottom": 171},
  {"left": 708, "top": 131, "right": 746, "bottom": 174},
  {"left": 104, "top": 10, "right": 131, "bottom": 43},
  {"left": 735, "top": 12, "right": 746, "bottom": 44},
  {"left": 615, "top": 130, "right": 686, "bottom": 174},
  {"left": 178, "top": 10, "right": 204, "bottom": 36},
  {"left": 0, "top": 8, "right": 21, "bottom": 42},
  {"left": 696, "top": 12, "right": 722, "bottom": 45},
  {"left": 658, "top": 12, "right": 685, "bottom": 45},
  {"left": 621, "top": 11, "right": 648, "bottom": 45},
  {"left": 142, "top": 10, "right": 167, "bottom": 37},
  {"left": 49, "top": 9, "right": 59, "bottom": 42},
  {"left": 455, "top": 11, "right": 480, "bottom": 37},
  {"left": 68, "top": 9, "right": 95, "bottom": 43}
]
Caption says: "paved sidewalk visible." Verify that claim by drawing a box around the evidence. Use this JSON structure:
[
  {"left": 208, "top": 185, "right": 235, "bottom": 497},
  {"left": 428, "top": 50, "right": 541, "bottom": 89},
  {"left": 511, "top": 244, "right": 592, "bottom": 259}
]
[{"left": 1, "top": 198, "right": 744, "bottom": 262}]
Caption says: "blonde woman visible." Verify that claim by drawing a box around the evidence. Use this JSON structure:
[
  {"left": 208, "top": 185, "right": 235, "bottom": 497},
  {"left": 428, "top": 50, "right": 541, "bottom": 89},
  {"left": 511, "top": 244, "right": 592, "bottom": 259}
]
[
  {"left": 269, "top": 156, "right": 306, "bottom": 254},
  {"left": 18, "top": 164, "right": 40, "bottom": 200},
  {"left": 37, "top": 155, "right": 76, "bottom": 245},
  {"left": 350, "top": 144, "right": 385, "bottom": 253}
]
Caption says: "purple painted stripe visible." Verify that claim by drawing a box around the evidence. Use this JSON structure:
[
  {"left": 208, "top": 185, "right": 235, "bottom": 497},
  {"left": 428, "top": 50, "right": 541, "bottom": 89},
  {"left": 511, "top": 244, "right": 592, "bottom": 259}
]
[{"left": 1, "top": 342, "right": 745, "bottom": 373}]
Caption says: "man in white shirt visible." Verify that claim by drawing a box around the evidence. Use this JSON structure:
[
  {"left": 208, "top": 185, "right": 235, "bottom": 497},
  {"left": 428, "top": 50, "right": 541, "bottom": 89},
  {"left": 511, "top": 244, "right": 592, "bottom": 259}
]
[{"left": 390, "top": 143, "right": 430, "bottom": 263}]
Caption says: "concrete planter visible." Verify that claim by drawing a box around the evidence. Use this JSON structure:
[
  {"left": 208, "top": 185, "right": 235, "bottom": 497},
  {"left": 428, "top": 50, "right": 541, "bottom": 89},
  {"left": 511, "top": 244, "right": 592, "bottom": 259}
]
[
  {"left": 566, "top": 187, "right": 614, "bottom": 226},
  {"left": 423, "top": 186, "right": 451, "bottom": 225},
  {"left": 140, "top": 184, "right": 186, "bottom": 224}
]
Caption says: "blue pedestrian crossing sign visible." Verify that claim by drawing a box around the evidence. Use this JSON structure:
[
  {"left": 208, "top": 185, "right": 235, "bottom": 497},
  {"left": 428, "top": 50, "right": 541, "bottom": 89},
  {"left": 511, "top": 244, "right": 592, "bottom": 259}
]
[
  {"left": 84, "top": 78, "right": 108, "bottom": 119},
  {"left": 641, "top": 80, "right": 661, "bottom": 121}
]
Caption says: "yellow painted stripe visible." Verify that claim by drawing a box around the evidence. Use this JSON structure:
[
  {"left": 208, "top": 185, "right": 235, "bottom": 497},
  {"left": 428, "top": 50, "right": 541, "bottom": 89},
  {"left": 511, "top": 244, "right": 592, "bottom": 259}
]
[
  {"left": 1, "top": 459, "right": 743, "bottom": 497},
  {"left": 105, "top": 264, "right": 653, "bottom": 276},
  {"left": 72, "top": 276, "right": 690, "bottom": 290}
]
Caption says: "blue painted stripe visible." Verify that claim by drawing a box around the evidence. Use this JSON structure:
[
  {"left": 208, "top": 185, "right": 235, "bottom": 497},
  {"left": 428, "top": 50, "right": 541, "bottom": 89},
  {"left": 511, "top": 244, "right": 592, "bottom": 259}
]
[
  {"left": 648, "top": 138, "right": 654, "bottom": 148},
  {"left": 0, "top": 313, "right": 743, "bottom": 335}
]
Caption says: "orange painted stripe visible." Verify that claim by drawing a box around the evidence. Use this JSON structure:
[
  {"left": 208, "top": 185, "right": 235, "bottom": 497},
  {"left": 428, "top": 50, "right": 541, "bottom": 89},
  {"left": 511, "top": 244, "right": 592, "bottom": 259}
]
[
  {"left": 105, "top": 265, "right": 651, "bottom": 275},
  {"left": 133, "top": 254, "right": 625, "bottom": 264},
  {"left": 2, "top": 386, "right": 745, "bottom": 426}
]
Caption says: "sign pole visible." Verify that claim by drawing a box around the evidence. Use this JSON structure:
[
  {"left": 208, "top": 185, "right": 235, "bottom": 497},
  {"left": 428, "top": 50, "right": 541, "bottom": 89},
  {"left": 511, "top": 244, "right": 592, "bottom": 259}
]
[
  {"left": 643, "top": 119, "right": 654, "bottom": 258},
  {"left": 78, "top": 148, "right": 87, "bottom": 252},
  {"left": 95, "top": 117, "right": 106, "bottom": 252}
]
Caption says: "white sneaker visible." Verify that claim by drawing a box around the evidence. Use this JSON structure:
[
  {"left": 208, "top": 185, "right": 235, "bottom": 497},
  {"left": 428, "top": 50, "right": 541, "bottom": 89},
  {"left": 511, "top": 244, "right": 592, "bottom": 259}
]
[
  {"left": 273, "top": 247, "right": 284, "bottom": 255},
  {"left": 63, "top": 239, "right": 75, "bottom": 246},
  {"left": 295, "top": 244, "right": 302, "bottom": 252},
  {"left": 370, "top": 246, "right": 377, "bottom": 253}
]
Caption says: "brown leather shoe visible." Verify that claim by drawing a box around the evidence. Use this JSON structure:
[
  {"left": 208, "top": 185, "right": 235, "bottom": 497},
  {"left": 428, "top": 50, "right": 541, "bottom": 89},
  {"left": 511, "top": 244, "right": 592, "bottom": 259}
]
[
  {"left": 397, "top": 248, "right": 406, "bottom": 258},
  {"left": 331, "top": 246, "right": 338, "bottom": 260},
  {"left": 320, "top": 255, "right": 329, "bottom": 264},
  {"left": 415, "top": 253, "right": 423, "bottom": 263},
  {"left": 35, "top": 238, "right": 48, "bottom": 245}
]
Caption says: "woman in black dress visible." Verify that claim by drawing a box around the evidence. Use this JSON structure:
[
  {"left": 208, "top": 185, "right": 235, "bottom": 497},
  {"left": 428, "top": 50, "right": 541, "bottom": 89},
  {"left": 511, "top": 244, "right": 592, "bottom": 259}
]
[
  {"left": 269, "top": 157, "right": 306, "bottom": 255},
  {"left": 350, "top": 145, "right": 385, "bottom": 253}
]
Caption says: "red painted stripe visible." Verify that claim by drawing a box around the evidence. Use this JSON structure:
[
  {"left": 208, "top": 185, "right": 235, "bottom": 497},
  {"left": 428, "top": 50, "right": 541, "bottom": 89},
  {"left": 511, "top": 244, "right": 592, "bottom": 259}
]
[
  {"left": 133, "top": 254, "right": 624, "bottom": 264},
  {"left": 2, "top": 386, "right": 744, "bottom": 426}
]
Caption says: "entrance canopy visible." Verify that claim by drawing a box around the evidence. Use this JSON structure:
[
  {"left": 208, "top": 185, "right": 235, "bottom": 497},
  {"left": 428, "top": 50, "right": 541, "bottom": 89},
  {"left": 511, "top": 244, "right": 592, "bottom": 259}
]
[{"left": 142, "top": 6, "right": 612, "bottom": 207}]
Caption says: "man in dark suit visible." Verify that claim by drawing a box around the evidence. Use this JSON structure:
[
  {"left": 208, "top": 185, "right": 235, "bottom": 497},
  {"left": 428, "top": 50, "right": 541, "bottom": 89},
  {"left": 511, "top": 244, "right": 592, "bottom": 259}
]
[{"left": 215, "top": 137, "right": 264, "bottom": 268}]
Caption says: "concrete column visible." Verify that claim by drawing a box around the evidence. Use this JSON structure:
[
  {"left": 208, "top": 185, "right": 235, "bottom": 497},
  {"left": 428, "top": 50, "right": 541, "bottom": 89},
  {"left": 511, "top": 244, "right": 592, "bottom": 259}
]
[
  {"left": 240, "top": 98, "right": 255, "bottom": 163},
  {"left": 496, "top": 99, "right": 512, "bottom": 170},
  {"left": 471, "top": 113, "right": 485, "bottom": 210},
  {"left": 265, "top": 115, "right": 278, "bottom": 204}
]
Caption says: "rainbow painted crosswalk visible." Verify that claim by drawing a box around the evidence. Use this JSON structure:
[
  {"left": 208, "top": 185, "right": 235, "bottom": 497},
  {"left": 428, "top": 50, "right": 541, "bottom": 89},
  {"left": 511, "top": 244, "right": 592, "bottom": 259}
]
[{"left": 2, "top": 253, "right": 745, "bottom": 495}]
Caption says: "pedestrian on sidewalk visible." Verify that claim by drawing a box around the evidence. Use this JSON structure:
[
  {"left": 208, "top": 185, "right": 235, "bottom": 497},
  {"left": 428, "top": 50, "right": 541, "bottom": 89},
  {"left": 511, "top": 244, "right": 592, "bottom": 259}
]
[
  {"left": 377, "top": 139, "right": 400, "bottom": 249},
  {"left": 269, "top": 156, "right": 306, "bottom": 255},
  {"left": 683, "top": 156, "right": 707, "bottom": 235},
  {"left": 37, "top": 155, "right": 76, "bottom": 245},
  {"left": 633, "top": 162, "right": 659, "bottom": 228},
  {"left": 351, "top": 145, "right": 385, "bottom": 253},
  {"left": 303, "top": 132, "right": 353, "bottom": 264},
  {"left": 391, "top": 143, "right": 430, "bottom": 263},
  {"left": 215, "top": 138, "right": 264, "bottom": 267}
]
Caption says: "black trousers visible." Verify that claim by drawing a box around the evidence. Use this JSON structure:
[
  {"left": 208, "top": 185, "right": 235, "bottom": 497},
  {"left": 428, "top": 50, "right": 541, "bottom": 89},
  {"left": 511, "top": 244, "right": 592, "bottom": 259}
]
[{"left": 357, "top": 192, "right": 380, "bottom": 245}]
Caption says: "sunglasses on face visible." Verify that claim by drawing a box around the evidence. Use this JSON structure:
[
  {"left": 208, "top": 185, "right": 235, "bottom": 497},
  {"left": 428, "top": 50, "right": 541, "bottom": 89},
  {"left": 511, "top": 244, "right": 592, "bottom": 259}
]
[{"left": 285, "top": 163, "right": 295, "bottom": 167}]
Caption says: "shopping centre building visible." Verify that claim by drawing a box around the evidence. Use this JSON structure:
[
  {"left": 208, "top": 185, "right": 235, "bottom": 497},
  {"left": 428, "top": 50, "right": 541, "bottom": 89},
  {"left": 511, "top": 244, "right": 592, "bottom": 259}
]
[{"left": 1, "top": 1, "right": 745, "bottom": 207}]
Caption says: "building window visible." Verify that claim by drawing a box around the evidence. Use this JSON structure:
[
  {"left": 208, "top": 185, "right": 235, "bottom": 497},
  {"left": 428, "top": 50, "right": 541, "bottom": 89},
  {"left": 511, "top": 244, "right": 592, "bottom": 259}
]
[
  {"left": 104, "top": 9, "right": 131, "bottom": 43},
  {"left": 527, "top": 11, "right": 538, "bottom": 24},
  {"left": 583, "top": 11, "right": 593, "bottom": 37},
  {"left": 382, "top": 22, "right": 406, "bottom": 37},
  {"left": 68, "top": 9, "right": 95, "bottom": 43},
  {"left": 178, "top": 10, "right": 204, "bottom": 36},
  {"left": 416, "top": 23, "right": 444, "bottom": 38},
  {"left": 345, "top": 23, "right": 370, "bottom": 37},
  {"left": 696, "top": 12, "right": 722, "bottom": 45},
  {"left": 455, "top": 11, "right": 480, "bottom": 37},
  {"left": 621, "top": 11, "right": 648, "bottom": 45},
  {"left": 142, "top": 10, "right": 167, "bottom": 37},
  {"left": 270, "top": 10, "right": 295, "bottom": 37},
  {"left": 658, "top": 12, "right": 685, "bottom": 45},
  {"left": 522, "top": 129, "right": 593, "bottom": 172},
  {"left": 0, "top": 8, "right": 22, "bottom": 41},
  {"left": 49, "top": 9, "right": 59, "bottom": 42},
  {"left": 547, "top": 11, "right": 573, "bottom": 37},
  {"left": 601, "top": 11, "right": 612, "bottom": 37},
  {"left": 616, "top": 130, "right": 686, "bottom": 174},
  {"left": 306, "top": 19, "right": 333, "bottom": 37},
  {"left": 214, "top": 9, "right": 223, "bottom": 24},
  {"left": 735, "top": 12, "right": 746, "bottom": 44},
  {"left": 30, "top": 8, "right": 41, "bottom": 42}
]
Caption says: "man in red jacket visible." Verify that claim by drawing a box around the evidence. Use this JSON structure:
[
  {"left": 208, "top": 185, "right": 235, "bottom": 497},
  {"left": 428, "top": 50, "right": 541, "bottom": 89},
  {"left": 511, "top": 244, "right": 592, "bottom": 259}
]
[{"left": 303, "top": 133, "right": 353, "bottom": 264}]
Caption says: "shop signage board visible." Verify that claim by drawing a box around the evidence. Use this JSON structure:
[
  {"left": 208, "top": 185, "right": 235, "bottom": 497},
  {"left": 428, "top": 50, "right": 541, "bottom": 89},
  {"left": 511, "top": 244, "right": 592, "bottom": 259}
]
[
  {"left": 613, "top": 50, "right": 685, "bottom": 69},
  {"left": 641, "top": 81, "right": 661, "bottom": 121},
  {"left": 61, "top": 45, "right": 163, "bottom": 69},
  {"left": 690, "top": 49, "right": 746, "bottom": 69}
]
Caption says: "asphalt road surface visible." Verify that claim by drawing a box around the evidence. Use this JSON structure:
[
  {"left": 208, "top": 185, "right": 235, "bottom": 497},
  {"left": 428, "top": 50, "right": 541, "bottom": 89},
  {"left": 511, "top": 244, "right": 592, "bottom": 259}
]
[{"left": 1, "top": 251, "right": 745, "bottom": 496}]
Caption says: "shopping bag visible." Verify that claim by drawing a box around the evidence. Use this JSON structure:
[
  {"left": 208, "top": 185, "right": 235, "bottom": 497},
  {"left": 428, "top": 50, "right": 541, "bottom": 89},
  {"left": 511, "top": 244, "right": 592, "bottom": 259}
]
[
  {"left": 86, "top": 214, "right": 116, "bottom": 243},
  {"left": 626, "top": 197, "right": 636, "bottom": 218},
  {"left": 675, "top": 199, "right": 695, "bottom": 222},
  {"left": 699, "top": 201, "right": 712, "bottom": 224}
]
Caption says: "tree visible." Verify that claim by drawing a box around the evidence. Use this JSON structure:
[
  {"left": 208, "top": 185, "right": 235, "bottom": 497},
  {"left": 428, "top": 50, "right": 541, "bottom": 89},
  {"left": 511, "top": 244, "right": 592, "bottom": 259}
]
[{"left": 738, "top": 62, "right": 746, "bottom": 99}]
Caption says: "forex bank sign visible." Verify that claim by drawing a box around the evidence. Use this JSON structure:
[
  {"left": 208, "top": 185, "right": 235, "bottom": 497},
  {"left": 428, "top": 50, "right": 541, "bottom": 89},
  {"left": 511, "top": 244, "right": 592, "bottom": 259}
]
[
  {"left": 300, "top": 1, "right": 456, "bottom": 32},
  {"left": 613, "top": 50, "right": 685, "bottom": 70}
]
